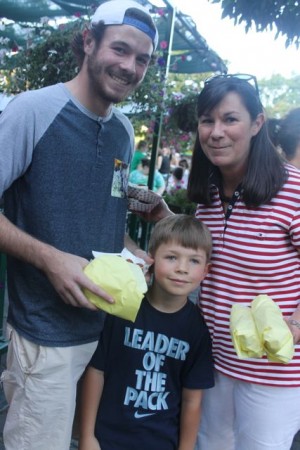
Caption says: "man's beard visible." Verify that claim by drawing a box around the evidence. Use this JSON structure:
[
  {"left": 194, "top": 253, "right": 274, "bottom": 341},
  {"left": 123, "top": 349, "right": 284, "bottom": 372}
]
[{"left": 86, "top": 53, "right": 134, "bottom": 104}]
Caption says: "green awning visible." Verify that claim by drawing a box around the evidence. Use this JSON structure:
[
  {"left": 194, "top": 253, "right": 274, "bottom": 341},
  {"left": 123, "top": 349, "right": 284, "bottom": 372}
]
[{"left": 0, "top": 0, "right": 227, "bottom": 74}]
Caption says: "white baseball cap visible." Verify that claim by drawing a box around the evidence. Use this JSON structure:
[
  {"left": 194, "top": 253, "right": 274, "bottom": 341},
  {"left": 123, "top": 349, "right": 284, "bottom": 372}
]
[{"left": 91, "top": 0, "right": 158, "bottom": 50}]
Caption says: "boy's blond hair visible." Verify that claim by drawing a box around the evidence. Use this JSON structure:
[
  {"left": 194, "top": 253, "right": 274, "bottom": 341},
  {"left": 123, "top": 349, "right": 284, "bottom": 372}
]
[{"left": 148, "top": 215, "right": 212, "bottom": 261}]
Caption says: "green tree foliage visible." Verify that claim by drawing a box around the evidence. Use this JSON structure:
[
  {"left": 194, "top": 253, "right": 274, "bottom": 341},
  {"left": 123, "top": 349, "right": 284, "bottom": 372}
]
[
  {"left": 1, "top": 18, "right": 299, "bottom": 152},
  {"left": 259, "top": 74, "right": 300, "bottom": 117},
  {"left": 0, "top": 21, "right": 81, "bottom": 93},
  {"left": 211, "top": 0, "right": 300, "bottom": 46},
  {"left": 0, "top": 21, "right": 205, "bottom": 152},
  {"left": 127, "top": 72, "right": 207, "bottom": 152}
]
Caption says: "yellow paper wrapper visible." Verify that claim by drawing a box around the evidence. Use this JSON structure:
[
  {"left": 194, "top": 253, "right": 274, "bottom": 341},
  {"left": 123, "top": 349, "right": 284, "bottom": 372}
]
[
  {"left": 251, "top": 294, "right": 294, "bottom": 363},
  {"left": 230, "top": 304, "right": 264, "bottom": 359},
  {"left": 83, "top": 255, "right": 147, "bottom": 322}
]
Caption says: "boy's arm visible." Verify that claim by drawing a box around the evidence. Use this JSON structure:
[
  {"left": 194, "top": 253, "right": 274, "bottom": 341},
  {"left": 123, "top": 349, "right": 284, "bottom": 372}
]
[
  {"left": 79, "top": 366, "right": 104, "bottom": 450},
  {"left": 178, "top": 388, "right": 203, "bottom": 450}
]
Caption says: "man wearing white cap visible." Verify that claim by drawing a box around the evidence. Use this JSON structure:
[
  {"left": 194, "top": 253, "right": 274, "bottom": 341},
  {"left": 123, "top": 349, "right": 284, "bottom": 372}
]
[{"left": 0, "top": 1, "right": 158, "bottom": 449}]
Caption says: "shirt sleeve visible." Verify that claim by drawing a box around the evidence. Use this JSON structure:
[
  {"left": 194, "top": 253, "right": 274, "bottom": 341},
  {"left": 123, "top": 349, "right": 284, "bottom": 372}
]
[
  {"left": 0, "top": 94, "right": 35, "bottom": 195},
  {"left": 0, "top": 84, "right": 68, "bottom": 196},
  {"left": 89, "top": 315, "right": 115, "bottom": 371},
  {"left": 181, "top": 312, "right": 215, "bottom": 390}
]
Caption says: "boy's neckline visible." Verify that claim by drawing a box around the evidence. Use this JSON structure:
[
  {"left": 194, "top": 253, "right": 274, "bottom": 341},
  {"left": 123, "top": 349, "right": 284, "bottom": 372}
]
[{"left": 145, "top": 295, "right": 188, "bottom": 314}]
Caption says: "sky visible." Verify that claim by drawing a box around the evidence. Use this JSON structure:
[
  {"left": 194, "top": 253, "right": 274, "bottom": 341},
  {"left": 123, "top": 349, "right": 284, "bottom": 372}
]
[{"left": 168, "top": 0, "right": 300, "bottom": 79}]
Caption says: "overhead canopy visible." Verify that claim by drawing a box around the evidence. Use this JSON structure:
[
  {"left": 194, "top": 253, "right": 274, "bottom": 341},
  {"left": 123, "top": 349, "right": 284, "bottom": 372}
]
[
  {"left": 1, "top": 0, "right": 93, "bottom": 21},
  {"left": 0, "top": 0, "right": 227, "bottom": 74}
]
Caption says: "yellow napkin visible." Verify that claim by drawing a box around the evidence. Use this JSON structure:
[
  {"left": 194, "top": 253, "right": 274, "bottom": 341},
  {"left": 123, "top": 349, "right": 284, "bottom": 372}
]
[
  {"left": 251, "top": 295, "right": 294, "bottom": 363},
  {"left": 230, "top": 304, "right": 264, "bottom": 358},
  {"left": 83, "top": 255, "right": 147, "bottom": 322},
  {"left": 230, "top": 295, "right": 294, "bottom": 363}
]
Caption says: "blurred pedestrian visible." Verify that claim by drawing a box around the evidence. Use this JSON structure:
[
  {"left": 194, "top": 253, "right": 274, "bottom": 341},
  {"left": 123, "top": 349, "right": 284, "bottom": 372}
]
[
  {"left": 129, "top": 158, "right": 165, "bottom": 195},
  {"left": 268, "top": 108, "right": 300, "bottom": 169},
  {"left": 157, "top": 146, "right": 171, "bottom": 182},
  {"left": 130, "top": 139, "right": 149, "bottom": 172}
]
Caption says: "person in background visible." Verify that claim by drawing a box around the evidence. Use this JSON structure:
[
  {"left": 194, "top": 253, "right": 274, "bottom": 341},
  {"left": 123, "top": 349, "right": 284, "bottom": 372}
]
[
  {"left": 79, "top": 214, "right": 214, "bottom": 450},
  {"left": 0, "top": 1, "right": 158, "bottom": 449},
  {"left": 178, "top": 157, "right": 190, "bottom": 188},
  {"left": 170, "top": 147, "right": 181, "bottom": 170},
  {"left": 129, "top": 158, "right": 165, "bottom": 195},
  {"left": 130, "top": 139, "right": 149, "bottom": 172},
  {"left": 267, "top": 108, "right": 300, "bottom": 169},
  {"left": 157, "top": 146, "right": 171, "bottom": 182},
  {"left": 167, "top": 166, "right": 185, "bottom": 194},
  {"left": 187, "top": 75, "right": 300, "bottom": 450}
]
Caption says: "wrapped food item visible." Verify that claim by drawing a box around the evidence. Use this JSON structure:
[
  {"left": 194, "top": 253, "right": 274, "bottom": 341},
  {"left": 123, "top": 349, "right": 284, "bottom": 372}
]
[
  {"left": 230, "top": 295, "right": 294, "bottom": 363},
  {"left": 127, "top": 184, "right": 161, "bottom": 213},
  {"left": 251, "top": 294, "right": 294, "bottom": 363},
  {"left": 230, "top": 304, "right": 264, "bottom": 359},
  {"left": 84, "top": 254, "right": 147, "bottom": 322},
  {"left": 92, "top": 248, "right": 150, "bottom": 275}
]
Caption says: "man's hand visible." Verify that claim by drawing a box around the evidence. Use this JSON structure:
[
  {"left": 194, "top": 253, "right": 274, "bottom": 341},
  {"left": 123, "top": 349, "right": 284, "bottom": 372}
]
[
  {"left": 0, "top": 214, "right": 112, "bottom": 310},
  {"left": 41, "top": 248, "right": 114, "bottom": 310}
]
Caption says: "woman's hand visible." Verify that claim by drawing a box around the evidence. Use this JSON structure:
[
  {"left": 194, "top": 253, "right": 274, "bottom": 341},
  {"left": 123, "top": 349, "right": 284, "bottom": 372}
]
[{"left": 285, "top": 306, "right": 300, "bottom": 344}]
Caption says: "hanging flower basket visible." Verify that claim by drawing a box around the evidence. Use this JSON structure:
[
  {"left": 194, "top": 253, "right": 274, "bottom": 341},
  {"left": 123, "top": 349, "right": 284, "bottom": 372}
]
[{"left": 169, "top": 94, "right": 198, "bottom": 132}]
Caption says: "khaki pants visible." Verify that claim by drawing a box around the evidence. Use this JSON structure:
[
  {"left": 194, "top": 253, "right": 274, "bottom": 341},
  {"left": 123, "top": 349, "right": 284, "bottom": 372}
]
[{"left": 1, "top": 326, "right": 97, "bottom": 450}]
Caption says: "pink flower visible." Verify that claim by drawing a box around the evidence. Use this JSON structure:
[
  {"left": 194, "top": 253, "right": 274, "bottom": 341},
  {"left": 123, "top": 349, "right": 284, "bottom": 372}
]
[
  {"left": 160, "top": 40, "right": 168, "bottom": 50},
  {"left": 157, "top": 8, "right": 165, "bottom": 16}
]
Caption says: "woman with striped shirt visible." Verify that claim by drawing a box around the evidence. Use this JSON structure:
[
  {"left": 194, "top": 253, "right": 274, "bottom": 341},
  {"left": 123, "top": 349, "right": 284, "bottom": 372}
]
[{"left": 187, "top": 75, "right": 300, "bottom": 450}]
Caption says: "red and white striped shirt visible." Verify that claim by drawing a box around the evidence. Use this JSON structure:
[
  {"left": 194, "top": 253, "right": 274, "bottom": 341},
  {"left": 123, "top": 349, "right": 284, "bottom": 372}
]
[{"left": 195, "top": 164, "right": 300, "bottom": 386}]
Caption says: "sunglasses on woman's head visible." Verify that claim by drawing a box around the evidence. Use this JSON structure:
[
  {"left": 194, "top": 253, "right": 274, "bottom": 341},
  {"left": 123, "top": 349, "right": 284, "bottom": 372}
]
[{"left": 204, "top": 73, "right": 260, "bottom": 95}]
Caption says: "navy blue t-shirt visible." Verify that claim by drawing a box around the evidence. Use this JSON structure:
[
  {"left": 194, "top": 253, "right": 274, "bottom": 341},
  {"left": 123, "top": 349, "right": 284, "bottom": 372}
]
[{"left": 89, "top": 298, "right": 214, "bottom": 450}]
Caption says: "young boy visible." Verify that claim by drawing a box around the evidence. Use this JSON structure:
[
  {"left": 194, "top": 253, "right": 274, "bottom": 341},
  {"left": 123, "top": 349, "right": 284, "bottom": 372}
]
[{"left": 79, "top": 215, "right": 214, "bottom": 450}]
